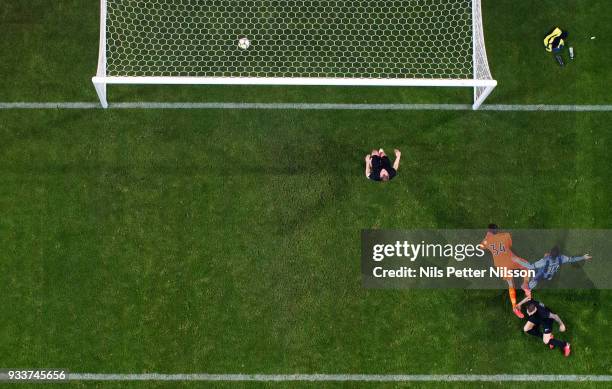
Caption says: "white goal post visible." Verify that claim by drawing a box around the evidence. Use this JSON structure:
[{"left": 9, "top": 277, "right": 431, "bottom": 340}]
[{"left": 93, "top": 0, "right": 496, "bottom": 109}]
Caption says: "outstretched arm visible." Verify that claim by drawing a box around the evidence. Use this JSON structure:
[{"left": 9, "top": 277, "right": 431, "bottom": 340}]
[
  {"left": 516, "top": 296, "right": 531, "bottom": 309},
  {"left": 560, "top": 254, "right": 592, "bottom": 264},
  {"left": 393, "top": 149, "right": 401, "bottom": 170},
  {"left": 365, "top": 154, "right": 372, "bottom": 178}
]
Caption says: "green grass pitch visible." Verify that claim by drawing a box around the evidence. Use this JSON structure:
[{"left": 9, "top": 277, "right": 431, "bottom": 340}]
[{"left": 0, "top": 0, "right": 611, "bottom": 387}]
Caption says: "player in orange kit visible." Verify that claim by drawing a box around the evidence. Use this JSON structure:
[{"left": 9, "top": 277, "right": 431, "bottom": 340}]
[{"left": 480, "top": 224, "right": 531, "bottom": 318}]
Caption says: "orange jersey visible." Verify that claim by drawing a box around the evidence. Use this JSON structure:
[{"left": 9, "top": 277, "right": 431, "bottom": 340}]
[{"left": 480, "top": 231, "right": 520, "bottom": 268}]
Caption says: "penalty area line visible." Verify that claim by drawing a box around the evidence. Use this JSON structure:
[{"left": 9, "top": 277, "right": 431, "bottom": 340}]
[
  {"left": 67, "top": 373, "right": 612, "bottom": 382},
  {"left": 0, "top": 102, "right": 612, "bottom": 111}
]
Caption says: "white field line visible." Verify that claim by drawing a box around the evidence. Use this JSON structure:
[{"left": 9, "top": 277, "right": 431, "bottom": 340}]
[
  {"left": 0, "top": 102, "right": 612, "bottom": 111},
  {"left": 67, "top": 373, "right": 612, "bottom": 382}
]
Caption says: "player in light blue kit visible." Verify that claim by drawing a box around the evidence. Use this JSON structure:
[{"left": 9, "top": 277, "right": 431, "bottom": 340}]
[{"left": 512, "top": 246, "right": 592, "bottom": 289}]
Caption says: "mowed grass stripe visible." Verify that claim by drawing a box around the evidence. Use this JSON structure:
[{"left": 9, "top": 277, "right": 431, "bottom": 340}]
[{"left": 1, "top": 110, "right": 610, "bottom": 374}]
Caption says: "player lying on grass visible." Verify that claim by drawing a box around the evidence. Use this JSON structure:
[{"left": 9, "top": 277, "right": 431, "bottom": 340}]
[
  {"left": 512, "top": 246, "right": 592, "bottom": 289},
  {"left": 365, "top": 148, "right": 401, "bottom": 181},
  {"left": 480, "top": 224, "right": 531, "bottom": 318},
  {"left": 516, "top": 297, "right": 571, "bottom": 357}
]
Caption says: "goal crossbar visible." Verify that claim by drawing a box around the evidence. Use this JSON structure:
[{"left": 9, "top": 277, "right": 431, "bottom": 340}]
[{"left": 94, "top": 77, "right": 497, "bottom": 88}]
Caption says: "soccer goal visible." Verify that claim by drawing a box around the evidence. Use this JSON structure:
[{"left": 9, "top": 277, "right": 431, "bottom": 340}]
[{"left": 92, "top": 0, "right": 497, "bottom": 109}]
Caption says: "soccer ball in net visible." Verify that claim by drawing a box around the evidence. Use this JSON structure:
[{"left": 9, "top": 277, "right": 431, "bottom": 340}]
[{"left": 238, "top": 37, "right": 250, "bottom": 50}]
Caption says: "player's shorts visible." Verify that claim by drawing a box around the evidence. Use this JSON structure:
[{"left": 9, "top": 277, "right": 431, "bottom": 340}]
[
  {"left": 371, "top": 155, "right": 392, "bottom": 170},
  {"left": 527, "top": 316, "right": 554, "bottom": 334}
]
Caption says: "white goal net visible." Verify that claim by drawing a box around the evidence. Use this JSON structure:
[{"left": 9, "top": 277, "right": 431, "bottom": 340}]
[{"left": 93, "top": 0, "right": 496, "bottom": 108}]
